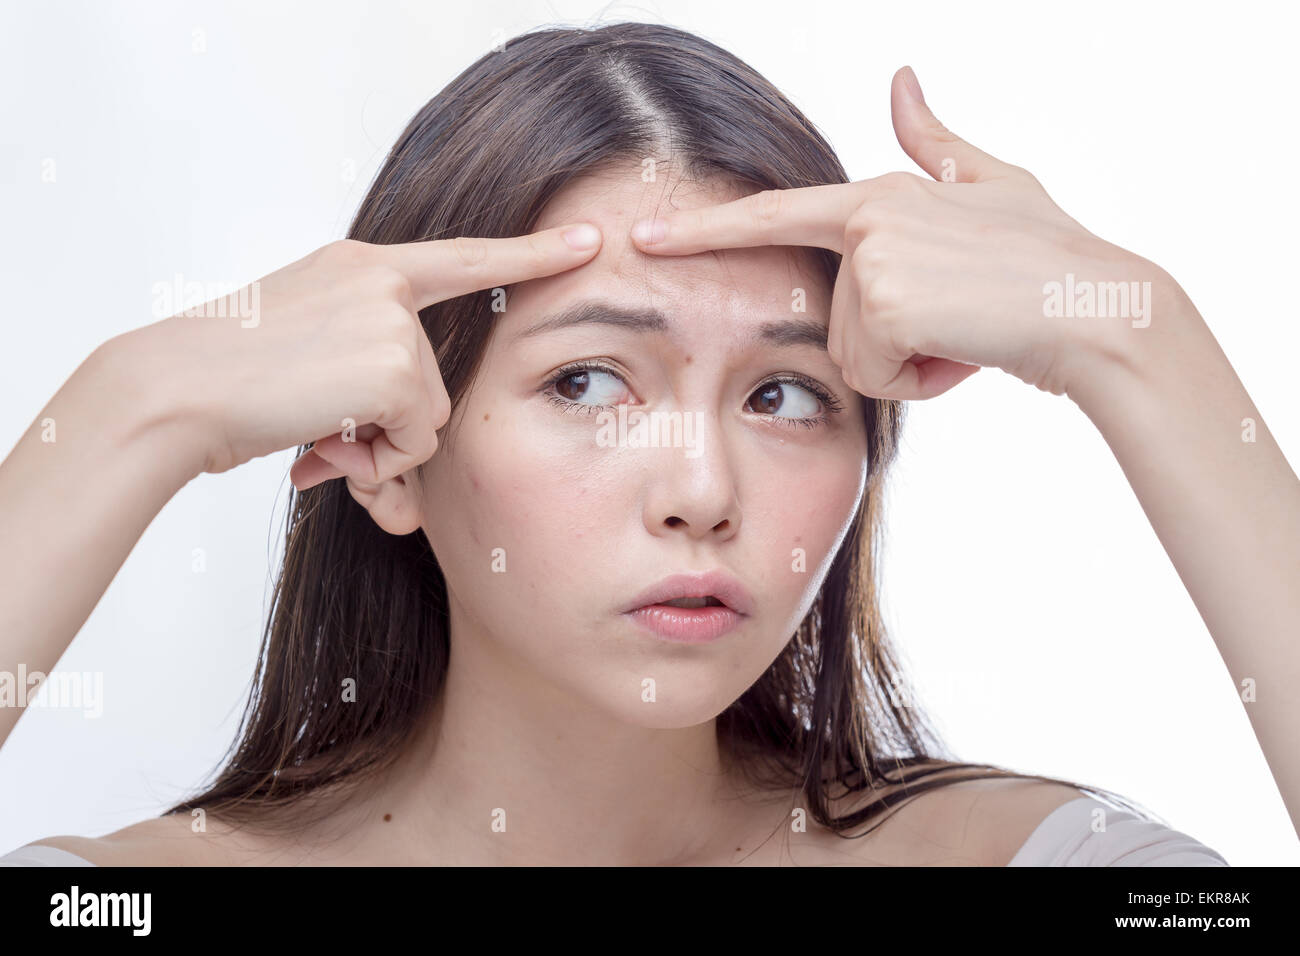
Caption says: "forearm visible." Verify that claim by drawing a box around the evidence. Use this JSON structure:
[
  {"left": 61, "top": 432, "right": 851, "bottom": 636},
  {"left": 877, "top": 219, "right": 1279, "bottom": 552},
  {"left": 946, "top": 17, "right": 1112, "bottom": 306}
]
[
  {"left": 1069, "top": 279, "right": 1300, "bottom": 836},
  {"left": 0, "top": 332, "right": 203, "bottom": 748}
]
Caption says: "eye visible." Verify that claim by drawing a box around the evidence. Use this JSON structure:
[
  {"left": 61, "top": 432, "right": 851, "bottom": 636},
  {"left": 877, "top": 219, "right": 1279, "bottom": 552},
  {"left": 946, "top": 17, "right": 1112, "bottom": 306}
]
[
  {"left": 544, "top": 362, "right": 631, "bottom": 413},
  {"left": 745, "top": 374, "right": 842, "bottom": 428},
  {"left": 541, "top": 362, "right": 843, "bottom": 428}
]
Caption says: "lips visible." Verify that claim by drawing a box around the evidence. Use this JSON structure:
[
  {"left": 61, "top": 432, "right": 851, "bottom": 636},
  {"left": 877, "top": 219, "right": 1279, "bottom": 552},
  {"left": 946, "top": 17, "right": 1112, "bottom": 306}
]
[
  {"left": 658, "top": 596, "right": 725, "bottom": 609},
  {"left": 620, "top": 570, "right": 755, "bottom": 617}
]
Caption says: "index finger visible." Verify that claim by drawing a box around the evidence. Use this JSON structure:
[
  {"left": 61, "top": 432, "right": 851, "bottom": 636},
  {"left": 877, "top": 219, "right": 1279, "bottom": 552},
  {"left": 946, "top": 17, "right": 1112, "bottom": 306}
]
[
  {"left": 377, "top": 222, "right": 603, "bottom": 310},
  {"left": 628, "top": 183, "right": 866, "bottom": 257}
]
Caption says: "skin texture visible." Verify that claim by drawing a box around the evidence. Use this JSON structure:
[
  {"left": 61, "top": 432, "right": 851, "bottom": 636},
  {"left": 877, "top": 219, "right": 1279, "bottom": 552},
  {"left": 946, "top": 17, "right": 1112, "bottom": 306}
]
[
  {"left": 19, "top": 772, "right": 1088, "bottom": 866},
  {"left": 351, "top": 167, "right": 874, "bottom": 864}
]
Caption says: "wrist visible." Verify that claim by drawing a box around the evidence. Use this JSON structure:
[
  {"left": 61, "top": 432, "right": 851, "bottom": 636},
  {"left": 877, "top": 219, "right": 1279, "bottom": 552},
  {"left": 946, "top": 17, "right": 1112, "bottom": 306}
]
[
  {"left": 1061, "top": 261, "right": 1202, "bottom": 420},
  {"left": 88, "top": 324, "right": 212, "bottom": 483}
]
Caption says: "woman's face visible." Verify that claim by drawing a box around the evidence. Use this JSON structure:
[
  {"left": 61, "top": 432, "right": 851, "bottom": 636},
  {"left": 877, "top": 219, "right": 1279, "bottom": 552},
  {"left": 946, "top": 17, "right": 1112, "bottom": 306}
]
[{"left": 419, "top": 167, "right": 869, "bottom": 729}]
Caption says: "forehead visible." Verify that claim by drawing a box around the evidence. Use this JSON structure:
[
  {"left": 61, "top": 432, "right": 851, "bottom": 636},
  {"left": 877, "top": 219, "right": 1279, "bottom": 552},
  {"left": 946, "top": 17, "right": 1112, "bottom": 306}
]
[{"left": 506, "top": 166, "right": 830, "bottom": 326}]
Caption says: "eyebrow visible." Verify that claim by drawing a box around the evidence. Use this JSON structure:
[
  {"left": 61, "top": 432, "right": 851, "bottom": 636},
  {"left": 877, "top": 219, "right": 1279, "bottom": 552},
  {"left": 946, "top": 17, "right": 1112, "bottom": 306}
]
[{"left": 510, "top": 299, "right": 829, "bottom": 351}]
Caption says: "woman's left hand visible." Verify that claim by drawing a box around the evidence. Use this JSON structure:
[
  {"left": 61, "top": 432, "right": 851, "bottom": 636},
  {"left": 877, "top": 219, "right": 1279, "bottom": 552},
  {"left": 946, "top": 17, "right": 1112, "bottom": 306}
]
[
  {"left": 632, "top": 66, "right": 1300, "bottom": 839},
  {"left": 629, "top": 65, "right": 1181, "bottom": 404}
]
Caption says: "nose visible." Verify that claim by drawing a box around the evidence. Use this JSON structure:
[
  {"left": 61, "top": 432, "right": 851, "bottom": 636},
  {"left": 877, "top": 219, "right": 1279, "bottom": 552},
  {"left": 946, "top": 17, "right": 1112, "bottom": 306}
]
[{"left": 641, "top": 413, "right": 741, "bottom": 541}]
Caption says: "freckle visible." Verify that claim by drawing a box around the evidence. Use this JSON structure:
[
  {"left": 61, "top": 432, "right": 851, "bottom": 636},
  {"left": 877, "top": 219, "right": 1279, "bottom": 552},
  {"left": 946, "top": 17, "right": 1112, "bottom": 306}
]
[
  {"left": 383, "top": 813, "right": 392, "bottom": 822},
  {"left": 483, "top": 413, "right": 490, "bottom": 421},
  {"left": 684, "top": 355, "right": 692, "bottom": 364}
]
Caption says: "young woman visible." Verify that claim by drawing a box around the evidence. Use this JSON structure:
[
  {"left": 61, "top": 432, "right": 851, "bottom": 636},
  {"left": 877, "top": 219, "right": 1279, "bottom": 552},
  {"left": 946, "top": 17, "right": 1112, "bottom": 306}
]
[{"left": 2, "top": 21, "right": 1291, "bottom": 866}]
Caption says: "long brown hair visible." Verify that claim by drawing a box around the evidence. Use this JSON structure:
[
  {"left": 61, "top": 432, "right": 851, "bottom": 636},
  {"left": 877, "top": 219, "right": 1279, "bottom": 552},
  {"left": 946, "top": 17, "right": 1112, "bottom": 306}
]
[{"left": 166, "top": 21, "right": 1154, "bottom": 843}]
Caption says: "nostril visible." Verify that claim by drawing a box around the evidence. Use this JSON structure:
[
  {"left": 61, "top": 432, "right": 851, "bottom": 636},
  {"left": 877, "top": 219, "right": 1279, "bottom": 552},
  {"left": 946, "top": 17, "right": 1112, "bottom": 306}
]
[{"left": 665, "top": 516, "right": 685, "bottom": 528}]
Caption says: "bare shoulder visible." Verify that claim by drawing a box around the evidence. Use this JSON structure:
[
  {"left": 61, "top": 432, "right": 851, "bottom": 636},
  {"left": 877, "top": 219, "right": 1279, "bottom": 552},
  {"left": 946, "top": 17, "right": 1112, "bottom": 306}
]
[
  {"left": 20, "top": 812, "right": 297, "bottom": 867},
  {"left": 824, "top": 772, "right": 1088, "bottom": 866},
  {"left": 941, "top": 776, "right": 1090, "bottom": 865},
  {"left": 17, "top": 763, "right": 402, "bottom": 866}
]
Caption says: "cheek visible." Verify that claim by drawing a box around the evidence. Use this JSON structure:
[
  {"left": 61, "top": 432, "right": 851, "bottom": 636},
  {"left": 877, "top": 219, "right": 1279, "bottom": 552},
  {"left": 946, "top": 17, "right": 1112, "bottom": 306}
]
[
  {"left": 746, "top": 445, "right": 867, "bottom": 628},
  {"left": 425, "top": 408, "right": 628, "bottom": 621},
  {"left": 773, "top": 458, "right": 863, "bottom": 546},
  {"left": 425, "top": 395, "right": 867, "bottom": 645}
]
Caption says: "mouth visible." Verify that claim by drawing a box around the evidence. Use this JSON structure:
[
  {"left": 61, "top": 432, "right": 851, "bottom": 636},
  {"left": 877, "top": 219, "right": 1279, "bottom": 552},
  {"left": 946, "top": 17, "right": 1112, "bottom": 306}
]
[
  {"left": 657, "top": 596, "right": 726, "bottom": 609},
  {"left": 620, "top": 571, "right": 754, "bottom": 643}
]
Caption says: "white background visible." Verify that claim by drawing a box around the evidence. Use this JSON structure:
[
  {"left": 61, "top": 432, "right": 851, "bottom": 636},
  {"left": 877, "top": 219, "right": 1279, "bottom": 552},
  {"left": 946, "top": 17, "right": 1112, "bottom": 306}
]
[{"left": 1, "top": 0, "right": 1296, "bottom": 865}]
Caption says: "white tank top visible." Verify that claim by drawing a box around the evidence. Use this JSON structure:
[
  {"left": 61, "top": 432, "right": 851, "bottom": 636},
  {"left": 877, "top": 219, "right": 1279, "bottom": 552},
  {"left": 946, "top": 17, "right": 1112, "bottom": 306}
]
[{"left": 1007, "top": 795, "right": 1229, "bottom": 865}]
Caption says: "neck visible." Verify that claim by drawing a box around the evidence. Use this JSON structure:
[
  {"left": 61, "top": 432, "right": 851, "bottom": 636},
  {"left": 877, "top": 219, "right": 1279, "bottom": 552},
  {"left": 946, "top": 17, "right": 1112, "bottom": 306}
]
[{"left": 363, "top": 595, "right": 779, "bottom": 865}]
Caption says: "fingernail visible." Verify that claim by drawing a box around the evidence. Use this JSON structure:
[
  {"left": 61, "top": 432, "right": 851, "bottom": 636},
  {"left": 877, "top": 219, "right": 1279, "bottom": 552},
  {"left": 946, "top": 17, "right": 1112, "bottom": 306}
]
[
  {"left": 562, "top": 223, "right": 601, "bottom": 250},
  {"left": 630, "top": 218, "right": 667, "bottom": 245},
  {"left": 901, "top": 66, "right": 925, "bottom": 105}
]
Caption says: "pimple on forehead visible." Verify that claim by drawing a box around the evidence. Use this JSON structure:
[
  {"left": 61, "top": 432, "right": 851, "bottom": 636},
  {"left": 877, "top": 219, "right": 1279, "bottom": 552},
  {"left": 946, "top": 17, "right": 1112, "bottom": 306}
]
[
  {"left": 515, "top": 172, "right": 832, "bottom": 318},
  {"left": 535, "top": 166, "right": 745, "bottom": 231}
]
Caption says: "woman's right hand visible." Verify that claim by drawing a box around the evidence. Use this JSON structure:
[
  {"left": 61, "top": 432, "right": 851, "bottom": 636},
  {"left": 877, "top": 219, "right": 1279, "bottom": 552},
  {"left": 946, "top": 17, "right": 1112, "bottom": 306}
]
[{"left": 117, "top": 223, "right": 604, "bottom": 491}]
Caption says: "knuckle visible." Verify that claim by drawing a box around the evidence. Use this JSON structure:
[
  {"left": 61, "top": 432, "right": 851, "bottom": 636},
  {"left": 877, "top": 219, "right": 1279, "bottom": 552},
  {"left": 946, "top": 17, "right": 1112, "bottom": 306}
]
[
  {"left": 374, "top": 301, "right": 416, "bottom": 340},
  {"left": 748, "top": 188, "right": 784, "bottom": 234},
  {"left": 521, "top": 231, "right": 549, "bottom": 267},
  {"left": 450, "top": 235, "right": 488, "bottom": 270},
  {"left": 843, "top": 204, "right": 880, "bottom": 248},
  {"left": 826, "top": 331, "right": 843, "bottom": 367},
  {"left": 1010, "top": 164, "right": 1041, "bottom": 187},
  {"left": 321, "top": 238, "right": 369, "bottom": 267},
  {"left": 414, "top": 415, "right": 440, "bottom": 460},
  {"left": 848, "top": 228, "right": 888, "bottom": 271},
  {"left": 377, "top": 339, "right": 420, "bottom": 381},
  {"left": 924, "top": 121, "right": 962, "bottom": 149},
  {"left": 859, "top": 271, "right": 901, "bottom": 316},
  {"left": 880, "top": 170, "right": 923, "bottom": 193},
  {"left": 425, "top": 423, "right": 446, "bottom": 460},
  {"left": 363, "top": 266, "right": 414, "bottom": 305}
]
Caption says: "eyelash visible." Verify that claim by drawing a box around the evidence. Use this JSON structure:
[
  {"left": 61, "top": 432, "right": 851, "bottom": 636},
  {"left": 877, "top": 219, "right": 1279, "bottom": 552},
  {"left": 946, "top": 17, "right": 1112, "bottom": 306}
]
[{"left": 540, "top": 360, "right": 844, "bottom": 429}]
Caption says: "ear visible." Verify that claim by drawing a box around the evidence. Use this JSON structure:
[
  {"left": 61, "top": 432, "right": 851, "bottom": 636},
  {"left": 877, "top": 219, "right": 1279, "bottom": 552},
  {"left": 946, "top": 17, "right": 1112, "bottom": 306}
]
[{"left": 343, "top": 471, "right": 424, "bottom": 536}]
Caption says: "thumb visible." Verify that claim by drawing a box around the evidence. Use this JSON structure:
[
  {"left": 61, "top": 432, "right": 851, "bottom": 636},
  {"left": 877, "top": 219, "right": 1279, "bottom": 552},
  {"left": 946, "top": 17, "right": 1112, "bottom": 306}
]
[
  {"left": 890, "top": 66, "right": 1019, "bottom": 184},
  {"left": 289, "top": 423, "right": 386, "bottom": 491}
]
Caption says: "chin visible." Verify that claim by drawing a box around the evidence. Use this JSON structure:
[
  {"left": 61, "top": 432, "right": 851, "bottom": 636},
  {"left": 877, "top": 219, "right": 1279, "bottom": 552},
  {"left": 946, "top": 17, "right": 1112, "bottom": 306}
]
[
  {"left": 573, "top": 666, "right": 748, "bottom": 730},
  {"left": 607, "top": 697, "right": 736, "bottom": 731}
]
